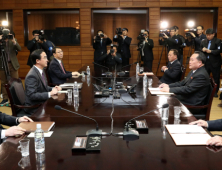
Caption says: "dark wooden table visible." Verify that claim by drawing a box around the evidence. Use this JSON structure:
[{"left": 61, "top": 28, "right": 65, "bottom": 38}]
[{"left": 1, "top": 64, "right": 222, "bottom": 170}]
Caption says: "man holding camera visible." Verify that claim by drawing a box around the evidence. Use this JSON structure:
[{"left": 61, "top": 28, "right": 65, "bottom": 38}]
[
  {"left": 186, "top": 25, "right": 206, "bottom": 51},
  {"left": 160, "top": 27, "right": 182, "bottom": 62},
  {"left": 99, "top": 45, "right": 122, "bottom": 67},
  {"left": 93, "top": 30, "right": 112, "bottom": 65},
  {"left": 200, "top": 28, "right": 221, "bottom": 97},
  {"left": 138, "top": 30, "right": 154, "bottom": 71},
  {"left": 113, "top": 28, "right": 132, "bottom": 66},
  {"left": 27, "top": 30, "right": 47, "bottom": 68},
  {"left": 0, "top": 29, "right": 21, "bottom": 106}
]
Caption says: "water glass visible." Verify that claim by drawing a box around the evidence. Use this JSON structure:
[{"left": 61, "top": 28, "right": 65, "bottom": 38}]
[
  {"left": 17, "top": 139, "right": 30, "bottom": 157},
  {"left": 174, "top": 106, "right": 181, "bottom": 118},
  {"left": 67, "top": 89, "right": 72, "bottom": 99},
  {"left": 139, "top": 67, "right": 144, "bottom": 73},
  {"left": 161, "top": 106, "right": 169, "bottom": 120},
  {"left": 148, "top": 78, "right": 153, "bottom": 86},
  {"left": 81, "top": 71, "right": 85, "bottom": 78},
  {"left": 18, "top": 155, "right": 31, "bottom": 169}
]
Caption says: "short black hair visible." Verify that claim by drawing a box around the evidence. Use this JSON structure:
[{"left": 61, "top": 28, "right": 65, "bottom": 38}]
[
  {"left": 144, "top": 30, "right": 149, "bottom": 34},
  {"left": 122, "top": 28, "right": 128, "bottom": 32},
  {"left": 169, "top": 27, "right": 176, "bottom": 31},
  {"left": 31, "top": 49, "right": 45, "bottom": 65},
  {"left": 97, "top": 30, "right": 104, "bottom": 34},
  {"left": 206, "top": 28, "right": 214, "bottom": 34},
  {"left": 194, "top": 51, "right": 206, "bottom": 64},
  {"left": 173, "top": 26, "right": 179, "bottom": 30},
  {"left": 52, "top": 47, "right": 61, "bottom": 54},
  {"left": 169, "top": 49, "right": 179, "bottom": 57},
  {"left": 197, "top": 25, "right": 204, "bottom": 30},
  {"left": 111, "top": 45, "right": 118, "bottom": 49},
  {"left": 32, "top": 30, "right": 39, "bottom": 36}
]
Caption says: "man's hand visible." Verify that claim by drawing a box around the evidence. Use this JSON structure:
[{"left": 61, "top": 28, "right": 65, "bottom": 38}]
[
  {"left": 104, "top": 34, "right": 108, "bottom": 38},
  {"left": 107, "top": 50, "right": 110, "bottom": 55},
  {"left": 189, "top": 120, "right": 208, "bottom": 127},
  {"left": 5, "top": 126, "right": 26, "bottom": 137},
  {"left": 202, "top": 47, "right": 207, "bottom": 52},
  {"left": 164, "top": 68, "right": 168, "bottom": 72},
  {"left": 206, "top": 49, "right": 211, "bottom": 53},
  {"left": 55, "top": 86, "right": 62, "bottom": 91},
  {"left": 190, "top": 32, "right": 196, "bottom": 38},
  {"left": 159, "top": 83, "right": 168, "bottom": 88},
  {"left": 207, "top": 136, "right": 222, "bottom": 146},
  {"left": 72, "top": 72, "right": 80, "bottom": 78},
  {"left": 18, "top": 116, "right": 33, "bottom": 123},
  {"left": 10, "top": 34, "right": 16, "bottom": 44},
  {"left": 163, "top": 33, "right": 168, "bottom": 39},
  {"left": 50, "top": 87, "right": 58, "bottom": 96},
  {"left": 0, "top": 35, "right": 2, "bottom": 40},
  {"left": 161, "top": 66, "right": 167, "bottom": 71},
  {"left": 111, "top": 52, "right": 116, "bottom": 57},
  {"left": 120, "top": 35, "right": 124, "bottom": 39},
  {"left": 145, "top": 38, "right": 148, "bottom": 43},
  {"left": 160, "top": 86, "right": 169, "bottom": 93}
]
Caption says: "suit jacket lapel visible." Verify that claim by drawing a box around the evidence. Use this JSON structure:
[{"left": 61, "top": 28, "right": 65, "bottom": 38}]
[
  {"left": 54, "top": 58, "right": 65, "bottom": 73},
  {"left": 33, "top": 67, "right": 48, "bottom": 91}
]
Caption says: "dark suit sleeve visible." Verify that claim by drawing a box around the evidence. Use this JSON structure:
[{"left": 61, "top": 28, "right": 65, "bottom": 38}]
[
  {"left": 124, "top": 37, "right": 132, "bottom": 45},
  {"left": 106, "top": 38, "right": 112, "bottom": 45},
  {"left": 200, "top": 40, "right": 205, "bottom": 51},
  {"left": 49, "top": 63, "right": 72, "bottom": 79},
  {"left": 147, "top": 39, "right": 154, "bottom": 48},
  {"left": 169, "top": 74, "right": 207, "bottom": 95},
  {"left": 211, "top": 39, "right": 221, "bottom": 55},
  {"left": 93, "top": 41, "right": 98, "bottom": 50},
  {"left": 0, "top": 112, "right": 17, "bottom": 127},
  {"left": 98, "top": 53, "right": 107, "bottom": 61},
  {"left": 114, "top": 53, "right": 122, "bottom": 63},
  {"left": 207, "top": 119, "right": 222, "bottom": 131},
  {"left": 167, "top": 37, "right": 182, "bottom": 45},
  {"left": 26, "top": 74, "right": 49, "bottom": 101},
  {"left": 164, "top": 63, "right": 181, "bottom": 79},
  {"left": 27, "top": 40, "right": 36, "bottom": 50}
]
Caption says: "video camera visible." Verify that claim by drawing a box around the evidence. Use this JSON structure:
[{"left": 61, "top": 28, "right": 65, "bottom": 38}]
[
  {"left": 116, "top": 28, "right": 122, "bottom": 36},
  {"left": 0, "top": 28, "right": 13, "bottom": 48},
  {"left": 38, "top": 30, "right": 45, "bottom": 41},
  {"left": 95, "top": 33, "right": 105, "bottom": 42},
  {"left": 159, "top": 29, "right": 170, "bottom": 37},
  {"left": 137, "top": 29, "right": 146, "bottom": 41},
  {"left": 185, "top": 28, "right": 197, "bottom": 37}
]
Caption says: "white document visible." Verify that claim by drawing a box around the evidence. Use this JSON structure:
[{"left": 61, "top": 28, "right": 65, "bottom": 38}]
[
  {"left": 58, "top": 91, "right": 68, "bottom": 94},
  {"left": 148, "top": 88, "right": 174, "bottom": 95},
  {"left": 166, "top": 125, "right": 211, "bottom": 145},
  {"left": 27, "top": 131, "right": 54, "bottom": 138}
]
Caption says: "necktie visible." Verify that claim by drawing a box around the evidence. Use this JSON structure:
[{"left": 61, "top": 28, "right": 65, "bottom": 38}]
[
  {"left": 60, "top": 63, "right": 66, "bottom": 74},
  {"left": 42, "top": 72, "right": 46, "bottom": 85},
  {"left": 207, "top": 41, "right": 211, "bottom": 59},
  {"left": 100, "top": 39, "right": 102, "bottom": 47}
]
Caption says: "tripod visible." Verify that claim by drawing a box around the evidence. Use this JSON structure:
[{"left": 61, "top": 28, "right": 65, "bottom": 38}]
[
  {"left": 184, "top": 39, "right": 194, "bottom": 69},
  {"left": 1, "top": 47, "right": 11, "bottom": 81},
  {"left": 156, "top": 42, "right": 168, "bottom": 75}
]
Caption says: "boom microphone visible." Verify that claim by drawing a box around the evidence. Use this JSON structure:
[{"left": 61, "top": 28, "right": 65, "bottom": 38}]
[
  {"left": 92, "top": 62, "right": 112, "bottom": 76},
  {"left": 117, "top": 62, "right": 138, "bottom": 77}
]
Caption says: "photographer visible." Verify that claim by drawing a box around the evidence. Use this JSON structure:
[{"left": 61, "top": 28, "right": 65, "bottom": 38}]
[
  {"left": 138, "top": 30, "right": 154, "bottom": 71},
  {"left": 0, "top": 29, "right": 21, "bottom": 106},
  {"left": 93, "top": 30, "right": 112, "bottom": 65},
  {"left": 113, "top": 28, "right": 132, "bottom": 66},
  {"left": 41, "top": 35, "right": 55, "bottom": 61},
  {"left": 186, "top": 25, "right": 206, "bottom": 51},
  {"left": 99, "top": 45, "right": 122, "bottom": 67},
  {"left": 159, "top": 27, "right": 182, "bottom": 62},
  {"left": 27, "top": 30, "right": 47, "bottom": 68}
]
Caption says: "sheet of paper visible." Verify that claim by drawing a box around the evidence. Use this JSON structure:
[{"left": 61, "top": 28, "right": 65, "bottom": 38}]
[
  {"left": 58, "top": 91, "right": 67, "bottom": 93},
  {"left": 148, "top": 88, "right": 174, "bottom": 95},
  {"left": 27, "top": 131, "right": 53, "bottom": 138},
  {"left": 171, "top": 134, "right": 211, "bottom": 145},
  {"left": 166, "top": 125, "right": 206, "bottom": 134}
]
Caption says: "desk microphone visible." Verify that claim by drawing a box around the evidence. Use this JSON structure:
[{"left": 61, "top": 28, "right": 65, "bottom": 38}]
[
  {"left": 117, "top": 62, "right": 138, "bottom": 77},
  {"left": 123, "top": 103, "right": 169, "bottom": 141},
  {"left": 92, "top": 62, "right": 112, "bottom": 76},
  {"left": 54, "top": 105, "right": 102, "bottom": 136}
]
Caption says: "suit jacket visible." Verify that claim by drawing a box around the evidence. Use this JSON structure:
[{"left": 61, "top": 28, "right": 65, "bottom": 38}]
[
  {"left": 100, "top": 52, "right": 122, "bottom": 66},
  {"left": 0, "top": 112, "right": 17, "bottom": 138},
  {"left": 169, "top": 66, "right": 210, "bottom": 105},
  {"left": 200, "top": 37, "right": 221, "bottom": 68},
  {"left": 27, "top": 39, "right": 48, "bottom": 67},
  {"left": 186, "top": 34, "right": 206, "bottom": 51},
  {"left": 24, "top": 66, "right": 52, "bottom": 114},
  {"left": 48, "top": 58, "right": 72, "bottom": 84},
  {"left": 113, "top": 36, "right": 132, "bottom": 58},
  {"left": 207, "top": 119, "right": 222, "bottom": 131},
  {"left": 140, "top": 39, "right": 154, "bottom": 61},
  {"left": 0, "top": 39, "right": 21, "bottom": 71},
  {"left": 160, "top": 60, "right": 182, "bottom": 84},
  {"left": 93, "top": 38, "right": 112, "bottom": 64}
]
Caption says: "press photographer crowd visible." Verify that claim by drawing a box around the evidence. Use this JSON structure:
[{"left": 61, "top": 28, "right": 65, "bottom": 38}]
[{"left": 0, "top": 25, "right": 222, "bottom": 107}]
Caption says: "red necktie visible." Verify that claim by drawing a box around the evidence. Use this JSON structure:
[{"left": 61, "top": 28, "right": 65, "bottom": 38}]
[{"left": 60, "top": 63, "right": 66, "bottom": 74}]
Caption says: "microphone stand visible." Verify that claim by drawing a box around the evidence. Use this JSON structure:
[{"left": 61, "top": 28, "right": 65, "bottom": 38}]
[{"left": 93, "top": 62, "right": 112, "bottom": 77}]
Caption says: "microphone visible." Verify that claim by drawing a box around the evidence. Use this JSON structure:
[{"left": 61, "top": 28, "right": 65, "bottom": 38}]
[
  {"left": 92, "top": 62, "right": 112, "bottom": 76},
  {"left": 54, "top": 105, "right": 102, "bottom": 136},
  {"left": 117, "top": 62, "right": 138, "bottom": 77},
  {"left": 123, "top": 103, "right": 169, "bottom": 141}
]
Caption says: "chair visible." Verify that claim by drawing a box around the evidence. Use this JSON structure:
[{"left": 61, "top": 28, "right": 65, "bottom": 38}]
[
  {"left": 5, "top": 78, "right": 41, "bottom": 116},
  {"left": 184, "top": 78, "right": 217, "bottom": 121},
  {"left": 45, "top": 66, "right": 60, "bottom": 87},
  {"left": 180, "top": 65, "right": 186, "bottom": 81}
]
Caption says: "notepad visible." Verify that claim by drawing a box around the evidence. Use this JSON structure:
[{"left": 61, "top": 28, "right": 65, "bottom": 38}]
[
  {"left": 18, "top": 122, "right": 55, "bottom": 133},
  {"left": 138, "top": 72, "right": 154, "bottom": 76},
  {"left": 60, "top": 83, "right": 83, "bottom": 89},
  {"left": 148, "top": 88, "right": 174, "bottom": 95},
  {"left": 166, "top": 125, "right": 212, "bottom": 145}
]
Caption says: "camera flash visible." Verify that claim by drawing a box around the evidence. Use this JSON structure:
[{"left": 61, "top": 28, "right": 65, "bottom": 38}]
[
  {"left": 2, "top": 20, "right": 8, "bottom": 26},
  {"left": 187, "top": 21, "right": 195, "bottom": 28},
  {"left": 160, "top": 21, "right": 168, "bottom": 29}
]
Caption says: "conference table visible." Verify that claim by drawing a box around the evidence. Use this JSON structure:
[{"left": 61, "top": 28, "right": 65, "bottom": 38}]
[{"left": 1, "top": 64, "right": 222, "bottom": 170}]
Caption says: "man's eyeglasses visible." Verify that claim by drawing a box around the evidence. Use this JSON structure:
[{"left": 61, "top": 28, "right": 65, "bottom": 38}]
[{"left": 57, "top": 51, "right": 63, "bottom": 53}]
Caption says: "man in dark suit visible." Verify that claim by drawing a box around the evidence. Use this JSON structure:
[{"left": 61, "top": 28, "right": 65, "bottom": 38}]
[
  {"left": 186, "top": 25, "right": 206, "bottom": 51},
  {"left": 93, "top": 30, "right": 112, "bottom": 65},
  {"left": 27, "top": 30, "right": 47, "bottom": 68},
  {"left": 139, "top": 30, "right": 154, "bottom": 71},
  {"left": 0, "top": 111, "right": 33, "bottom": 140},
  {"left": 190, "top": 119, "right": 222, "bottom": 146},
  {"left": 160, "top": 27, "right": 182, "bottom": 62},
  {"left": 159, "top": 51, "right": 210, "bottom": 106},
  {"left": 200, "top": 28, "right": 221, "bottom": 97},
  {"left": 0, "top": 29, "right": 21, "bottom": 106},
  {"left": 24, "top": 49, "right": 61, "bottom": 114},
  {"left": 160, "top": 49, "right": 182, "bottom": 84},
  {"left": 113, "top": 28, "right": 132, "bottom": 66},
  {"left": 99, "top": 45, "right": 122, "bottom": 67},
  {"left": 48, "top": 47, "right": 80, "bottom": 84}
]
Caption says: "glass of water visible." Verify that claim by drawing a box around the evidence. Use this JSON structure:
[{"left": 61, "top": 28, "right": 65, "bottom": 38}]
[
  {"left": 161, "top": 106, "right": 169, "bottom": 120},
  {"left": 17, "top": 139, "right": 30, "bottom": 157},
  {"left": 148, "top": 78, "right": 153, "bottom": 86},
  {"left": 139, "top": 67, "right": 144, "bottom": 73},
  {"left": 67, "top": 89, "right": 72, "bottom": 99},
  {"left": 174, "top": 106, "right": 181, "bottom": 118}
]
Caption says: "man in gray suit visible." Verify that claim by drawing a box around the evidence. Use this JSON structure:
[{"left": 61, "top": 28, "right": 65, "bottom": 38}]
[
  {"left": 0, "top": 30, "right": 21, "bottom": 106},
  {"left": 24, "top": 49, "right": 61, "bottom": 114}
]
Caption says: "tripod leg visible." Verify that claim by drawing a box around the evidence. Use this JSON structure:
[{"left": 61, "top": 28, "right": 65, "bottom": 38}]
[{"left": 156, "top": 45, "right": 165, "bottom": 75}]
